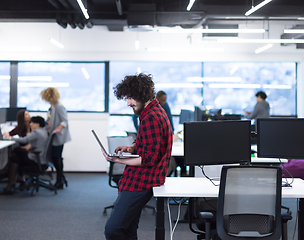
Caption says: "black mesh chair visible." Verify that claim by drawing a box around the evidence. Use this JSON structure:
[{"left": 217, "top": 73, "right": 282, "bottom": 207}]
[
  {"left": 23, "top": 133, "right": 57, "bottom": 196},
  {"left": 199, "top": 166, "right": 292, "bottom": 240}
]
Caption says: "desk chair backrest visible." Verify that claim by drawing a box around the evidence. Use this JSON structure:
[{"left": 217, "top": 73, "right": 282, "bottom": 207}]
[
  {"left": 34, "top": 134, "right": 55, "bottom": 174},
  {"left": 217, "top": 166, "right": 282, "bottom": 240},
  {"left": 25, "top": 133, "right": 57, "bottom": 196},
  {"left": 107, "top": 136, "right": 135, "bottom": 187}
]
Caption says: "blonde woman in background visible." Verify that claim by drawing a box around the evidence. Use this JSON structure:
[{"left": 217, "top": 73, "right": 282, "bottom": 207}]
[{"left": 41, "top": 87, "right": 71, "bottom": 189}]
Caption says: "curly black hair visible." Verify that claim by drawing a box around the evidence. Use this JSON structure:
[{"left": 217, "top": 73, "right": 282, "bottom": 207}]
[{"left": 113, "top": 73, "right": 156, "bottom": 103}]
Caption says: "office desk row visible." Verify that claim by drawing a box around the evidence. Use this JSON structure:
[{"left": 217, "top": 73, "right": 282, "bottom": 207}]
[
  {"left": 153, "top": 177, "right": 304, "bottom": 240},
  {"left": 0, "top": 140, "right": 15, "bottom": 169},
  {"left": 0, "top": 140, "right": 15, "bottom": 150}
]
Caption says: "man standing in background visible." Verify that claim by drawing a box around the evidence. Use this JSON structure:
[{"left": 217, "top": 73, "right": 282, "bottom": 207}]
[
  {"left": 132, "top": 90, "right": 174, "bottom": 133},
  {"left": 245, "top": 91, "right": 270, "bottom": 121}
]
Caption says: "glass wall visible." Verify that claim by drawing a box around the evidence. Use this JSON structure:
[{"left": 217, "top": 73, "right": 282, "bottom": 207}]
[
  {"left": 0, "top": 62, "right": 10, "bottom": 108},
  {"left": 17, "top": 62, "right": 105, "bottom": 111},
  {"left": 108, "top": 61, "right": 297, "bottom": 136},
  {"left": 2, "top": 61, "right": 297, "bottom": 136},
  {"left": 202, "top": 62, "right": 296, "bottom": 116}
]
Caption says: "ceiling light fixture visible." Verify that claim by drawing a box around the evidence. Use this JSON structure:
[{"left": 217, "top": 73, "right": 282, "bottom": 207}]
[
  {"left": 187, "top": 0, "right": 196, "bottom": 11},
  {"left": 18, "top": 76, "right": 52, "bottom": 81},
  {"left": 216, "top": 38, "right": 304, "bottom": 44},
  {"left": 146, "top": 47, "right": 224, "bottom": 52},
  {"left": 187, "top": 77, "right": 242, "bottom": 82},
  {"left": 284, "top": 29, "right": 304, "bottom": 34},
  {"left": 81, "top": 67, "right": 90, "bottom": 79},
  {"left": 18, "top": 82, "right": 70, "bottom": 88},
  {"left": 155, "top": 83, "right": 204, "bottom": 89},
  {"left": 49, "top": 38, "right": 64, "bottom": 49},
  {"left": 208, "top": 83, "right": 261, "bottom": 89},
  {"left": 245, "top": 0, "right": 272, "bottom": 16},
  {"left": 157, "top": 28, "right": 265, "bottom": 33},
  {"left": 77, "top": 0, "right": 90, "bottom": 19},
  {"left": 0, "top": 75, "right": 10, "bottom": 80},
  {"left": 0, "top": 47, "right": 42, "bottom": 51},
  {"left": 262, "top": 84, "right": 292, "bottom": 89},
  {"left": 255, "top": 44, "right": 273, "bottom": 54}
]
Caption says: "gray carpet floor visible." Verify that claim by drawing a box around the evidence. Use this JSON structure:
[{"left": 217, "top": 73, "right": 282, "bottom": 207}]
[{"left": 0, "top": 173, "right": 299, "bottom": 240}]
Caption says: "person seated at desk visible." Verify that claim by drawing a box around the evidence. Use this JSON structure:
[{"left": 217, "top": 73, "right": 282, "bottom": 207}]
[
  {"left": 1, "top": 116, "right": 48, "bottom": 195},
  {"left": 282, "top": 159, "right": 304, "bottom": 180},
  {"left": 2, "top": 109, "right": 31, "bottom": 139},
  {"left": 0, "top": 110, "right": 31, "bottom": 180}
]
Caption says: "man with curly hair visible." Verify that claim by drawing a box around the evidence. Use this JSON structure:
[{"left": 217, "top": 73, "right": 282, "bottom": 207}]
[{"left": 102, "top": 73, "right": 173, "bottom": 240}]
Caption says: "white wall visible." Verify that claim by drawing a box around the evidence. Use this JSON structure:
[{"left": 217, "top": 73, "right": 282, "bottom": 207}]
[{"left": 31, "top": 112, "right": 109, "bottom": 172}]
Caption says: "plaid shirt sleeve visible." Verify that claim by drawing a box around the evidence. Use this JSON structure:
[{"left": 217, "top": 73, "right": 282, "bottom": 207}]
[{"left": 118, "top": 100, "right": 173, "bottom": 191}]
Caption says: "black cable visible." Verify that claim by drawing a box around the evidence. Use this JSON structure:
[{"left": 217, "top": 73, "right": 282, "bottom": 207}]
[
  {"left": 199, "top": 165, "right": 220, "bottom": 186},
  {"left": 280, "top": 158, "right": 294, "bottom": 188}
]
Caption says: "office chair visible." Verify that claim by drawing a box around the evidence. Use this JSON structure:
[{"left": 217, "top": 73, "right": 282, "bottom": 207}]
[
  {"left": 103, "top": 136, "right": 155, "bottom": 215},
  {"left": 23, "top": 133, "right": 57, "bottom": 196},
  {"left": 198, "top": 166, "right": 292, "bottom": 240}
]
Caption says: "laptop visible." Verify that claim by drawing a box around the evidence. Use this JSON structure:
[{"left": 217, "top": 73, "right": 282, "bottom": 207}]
[{"left": 91, "top": 130, "right": 139, "bottom": 158}]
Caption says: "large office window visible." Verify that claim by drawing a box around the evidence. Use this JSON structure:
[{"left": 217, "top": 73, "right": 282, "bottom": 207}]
[
  {"left": 0, "top": 62, "right": 10, "bottom": 108},
  {"left": 17, "top": 62, "right": 105, "bottom": 111},
  {"left": 109, "top": 61, "right": 202, "bottom": 135},
  {"left": 202, "top": 62, "right": 296, "bottom": 116}
]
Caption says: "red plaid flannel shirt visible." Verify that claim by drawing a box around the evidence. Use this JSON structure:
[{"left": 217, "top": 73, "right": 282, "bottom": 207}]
[{"left": 118, "top": 100, "right": 173, "bottom": 191}]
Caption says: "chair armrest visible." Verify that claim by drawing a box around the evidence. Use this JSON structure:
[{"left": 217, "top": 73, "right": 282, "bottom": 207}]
[
  {"left": 199, "top": 212, "right": 214, "bottom": 221},
  {"left": 199, "top": 212, "right": 214, "bottom": 240},
  {"left": 281, "top": 212, "right": 292, "bottom": 222},
  {"left": 32, "top": 151, "right": 41, "bottom": 155},
  {"left": 30, "top": 148, "right": 42, "bottom": 172}
]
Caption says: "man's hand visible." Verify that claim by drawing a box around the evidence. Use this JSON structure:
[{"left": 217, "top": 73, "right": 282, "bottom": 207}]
[
  {"left": 22, "top": 144, "right": 31, "bottom": 151},
  {"left": 100, "top": 147, "right": 119, "bottom": 162},
  {"left": 115, "top": 143, "right": 136, "bottom": 154}
]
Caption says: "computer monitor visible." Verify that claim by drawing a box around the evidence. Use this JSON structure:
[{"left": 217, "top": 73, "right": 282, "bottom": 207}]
[
  {"left": 0, "top": 107, "right": 26, "bottom": 123},
  {"left": 184, "top": 120, "right": 251, "bottom": 166},
  {"left": 208, "top": 109, "right": 222, "bottom": 120},
  {"left": 194, "top": 106, "right": 207, "bottom": 121},
  {"left": 257, "top": 118, "right": 304, "bottom": 159},
  {"left": 179, "top": 109, "right": 194, "bottom": 124}
]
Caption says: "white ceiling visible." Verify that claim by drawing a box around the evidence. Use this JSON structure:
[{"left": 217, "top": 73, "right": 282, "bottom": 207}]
[{"left": 0, "top": 21, "right": 303, "bottom": 62}]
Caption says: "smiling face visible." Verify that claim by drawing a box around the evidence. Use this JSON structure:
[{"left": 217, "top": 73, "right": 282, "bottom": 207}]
[
  {"left": 126, "top": 97, "right": 145, "bottom": 116},
  {"left": 24, "top": 111, "right": 31, "bottom": 122}
]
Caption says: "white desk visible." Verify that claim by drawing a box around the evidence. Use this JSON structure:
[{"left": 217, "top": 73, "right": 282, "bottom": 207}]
[
  {"left": 0, "top": 140, "right": 15, "bottom": 150},
  {"left": 0, "top": 140, "right": 15, "bottom": 169},
  {"left": 153, "top": 177, "right": 304, "bottom": 240},
  {"left": 171, "top": 141, "right": 183, "bottom": 157}
]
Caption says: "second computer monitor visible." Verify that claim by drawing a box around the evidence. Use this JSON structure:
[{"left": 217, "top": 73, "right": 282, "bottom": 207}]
[
  {"left": 257, "top": 118, "right": 304, "bottom": 159},
  {"left": 184, "top": 120, "right": 251, "bottom": 166}
]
